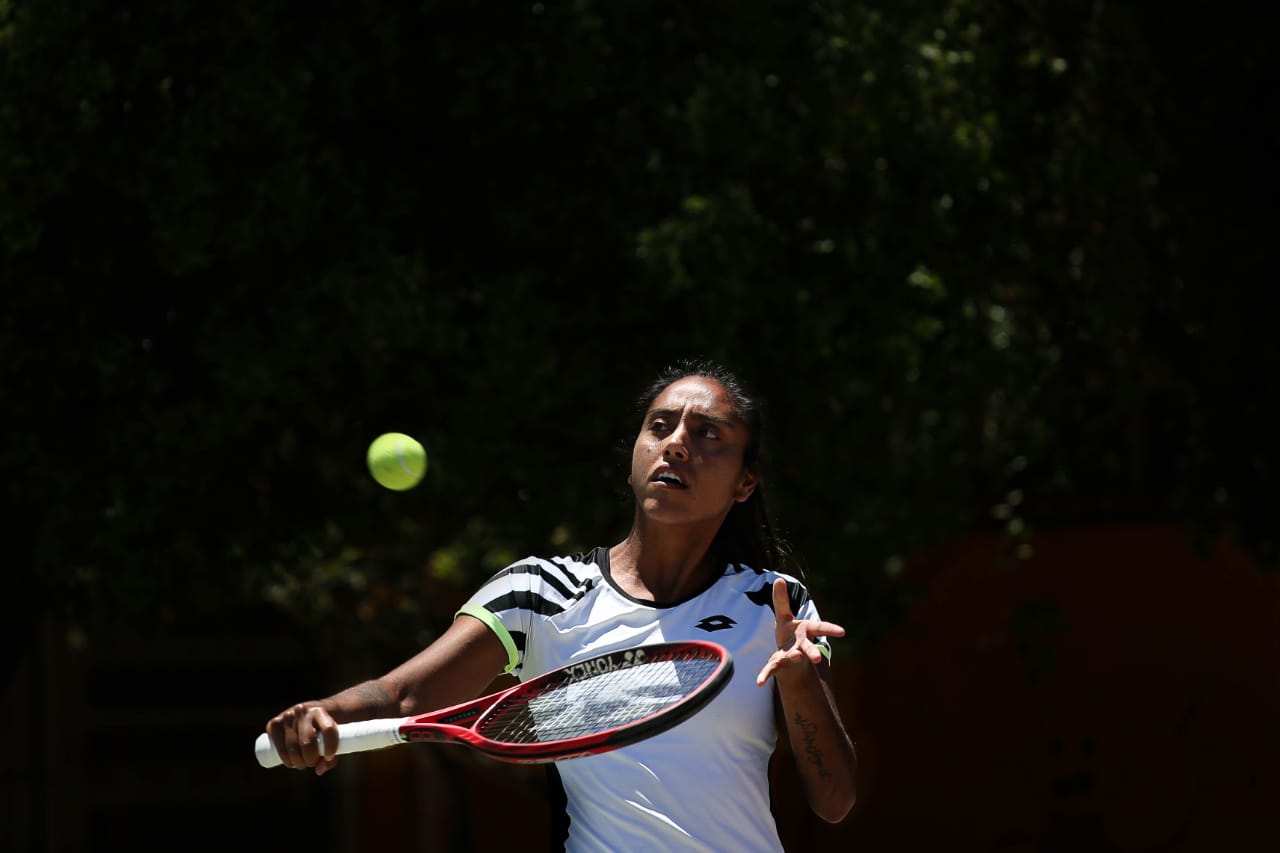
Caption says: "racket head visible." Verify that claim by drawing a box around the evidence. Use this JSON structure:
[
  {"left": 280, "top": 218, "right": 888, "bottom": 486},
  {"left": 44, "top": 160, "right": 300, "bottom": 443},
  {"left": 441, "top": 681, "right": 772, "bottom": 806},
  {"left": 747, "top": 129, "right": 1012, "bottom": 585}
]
[{"left": 437, "top": 640, "right": 732, "bottom": 763}]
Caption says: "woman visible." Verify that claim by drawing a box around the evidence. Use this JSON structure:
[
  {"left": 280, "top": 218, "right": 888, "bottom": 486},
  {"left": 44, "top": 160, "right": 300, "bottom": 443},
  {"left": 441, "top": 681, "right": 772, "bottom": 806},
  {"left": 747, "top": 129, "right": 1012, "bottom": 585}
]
[{"left": 264, "top": 359, "right": 857, "bottom": 849}]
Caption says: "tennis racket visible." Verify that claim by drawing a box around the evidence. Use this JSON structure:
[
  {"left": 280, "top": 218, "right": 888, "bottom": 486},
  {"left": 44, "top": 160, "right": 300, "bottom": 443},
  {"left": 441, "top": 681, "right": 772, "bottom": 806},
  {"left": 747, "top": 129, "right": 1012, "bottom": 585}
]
[{"left": 255, "top": 640, "right": 732, "bottom": 768}]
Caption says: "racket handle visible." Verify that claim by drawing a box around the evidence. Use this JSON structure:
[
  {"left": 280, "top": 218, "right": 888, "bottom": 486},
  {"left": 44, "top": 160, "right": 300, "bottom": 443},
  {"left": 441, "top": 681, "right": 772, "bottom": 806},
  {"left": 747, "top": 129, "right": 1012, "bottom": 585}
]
[{"left": 255, "top": 718, "right": 405, "bottom": 769}]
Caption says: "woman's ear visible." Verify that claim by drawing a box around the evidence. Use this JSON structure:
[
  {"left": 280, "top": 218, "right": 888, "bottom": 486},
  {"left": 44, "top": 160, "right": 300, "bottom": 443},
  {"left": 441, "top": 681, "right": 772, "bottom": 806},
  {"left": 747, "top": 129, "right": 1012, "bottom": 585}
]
[{"left": 735, "top": 467, "right": 759, "bottom": 503}]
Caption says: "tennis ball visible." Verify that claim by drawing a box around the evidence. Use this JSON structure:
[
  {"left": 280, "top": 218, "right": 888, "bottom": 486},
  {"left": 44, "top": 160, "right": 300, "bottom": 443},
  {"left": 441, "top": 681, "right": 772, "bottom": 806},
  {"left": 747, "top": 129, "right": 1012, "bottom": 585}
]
[{"left": 366, "top": 432, "right": 427, "bottom": 491}]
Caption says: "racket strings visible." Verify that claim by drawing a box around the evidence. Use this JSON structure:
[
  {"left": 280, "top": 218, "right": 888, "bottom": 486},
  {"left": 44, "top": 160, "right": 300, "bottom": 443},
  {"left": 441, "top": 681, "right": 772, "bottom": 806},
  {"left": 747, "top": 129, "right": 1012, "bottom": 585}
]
[{"left": 477, "top": 652, "right": 721, "bottom": 745}]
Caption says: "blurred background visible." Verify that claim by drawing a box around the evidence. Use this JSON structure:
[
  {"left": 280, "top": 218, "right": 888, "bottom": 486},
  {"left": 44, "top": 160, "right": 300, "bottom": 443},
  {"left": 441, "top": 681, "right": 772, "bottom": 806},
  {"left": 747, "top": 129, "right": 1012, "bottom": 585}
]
[{"left": 2, "top": 1, "right": 1276, "bottom": 851}]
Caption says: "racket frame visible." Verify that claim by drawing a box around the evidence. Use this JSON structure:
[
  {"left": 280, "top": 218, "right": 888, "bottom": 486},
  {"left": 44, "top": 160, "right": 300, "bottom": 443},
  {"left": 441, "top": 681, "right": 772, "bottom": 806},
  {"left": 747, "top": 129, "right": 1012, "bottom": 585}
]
[{"left": 400, "top": 639, "right": 733, "bottom": 763}]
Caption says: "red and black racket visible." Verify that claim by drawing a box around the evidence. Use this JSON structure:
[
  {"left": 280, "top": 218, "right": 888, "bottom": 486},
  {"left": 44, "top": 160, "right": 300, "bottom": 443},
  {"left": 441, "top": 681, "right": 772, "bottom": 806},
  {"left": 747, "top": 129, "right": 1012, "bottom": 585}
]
[{"left": 255, "top": 640, "right": 732, "bottom": 767}]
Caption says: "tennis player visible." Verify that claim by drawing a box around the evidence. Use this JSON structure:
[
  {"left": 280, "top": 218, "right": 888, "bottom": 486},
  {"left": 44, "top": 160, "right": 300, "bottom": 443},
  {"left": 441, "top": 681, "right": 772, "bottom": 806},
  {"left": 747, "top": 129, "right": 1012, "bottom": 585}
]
[{"left": 264, "top": 359, "right": 857, "bottom": 849}]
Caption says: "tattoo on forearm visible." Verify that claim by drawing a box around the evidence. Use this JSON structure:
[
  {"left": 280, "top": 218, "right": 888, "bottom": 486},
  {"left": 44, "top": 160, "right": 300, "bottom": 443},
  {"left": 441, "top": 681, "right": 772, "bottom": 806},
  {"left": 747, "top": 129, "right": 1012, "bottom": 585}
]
[{"left": 793, "top": 713, "right": 833, "bottom": 778}]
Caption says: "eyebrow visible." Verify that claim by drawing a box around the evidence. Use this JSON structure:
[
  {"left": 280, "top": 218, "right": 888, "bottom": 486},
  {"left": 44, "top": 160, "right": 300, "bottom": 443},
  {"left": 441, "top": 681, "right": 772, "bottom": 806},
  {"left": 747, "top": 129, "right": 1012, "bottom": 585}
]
[{"left": 645, "top": 407, "right": 737, "bottom": 428}]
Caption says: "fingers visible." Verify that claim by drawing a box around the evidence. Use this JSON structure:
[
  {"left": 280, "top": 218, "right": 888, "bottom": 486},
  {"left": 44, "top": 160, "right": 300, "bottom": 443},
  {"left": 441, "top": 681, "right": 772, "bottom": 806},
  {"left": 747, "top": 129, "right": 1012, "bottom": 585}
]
[
  {"left": 804, "top": 619, "right": 847, "bottom": 640},
  {"left": 756, "top": 641, "right": 826, "bottom": 685},
  {"left": 756, "top": 656, "right": 777, "bottom": 686},
  {"left": 791, "top": 622, "right": 829, "bottom": 664},
  {"left": 267, "top": 703, "right": 338, "bottom": 772},
  {"left": 756, "top": 649, "right": 793, "bottom": 685},
  {"left": 314, "top": 713, "right": 337, "bottom": 762},
  {"left": 760, "top": 575, "right": 846, "bottom": 685},
  {"left": 771, "top": 578, "right": 793, "bottom": 622},
  {"left": 772, "top": 578, "right": 847, "bottom": 637}
]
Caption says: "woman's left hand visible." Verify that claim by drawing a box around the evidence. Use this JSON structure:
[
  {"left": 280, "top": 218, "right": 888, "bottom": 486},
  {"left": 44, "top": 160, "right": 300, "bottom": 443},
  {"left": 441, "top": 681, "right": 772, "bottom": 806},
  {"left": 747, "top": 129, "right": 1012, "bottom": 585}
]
[{"left": 756, "top": 577, "right": 846, "bottom": 685}]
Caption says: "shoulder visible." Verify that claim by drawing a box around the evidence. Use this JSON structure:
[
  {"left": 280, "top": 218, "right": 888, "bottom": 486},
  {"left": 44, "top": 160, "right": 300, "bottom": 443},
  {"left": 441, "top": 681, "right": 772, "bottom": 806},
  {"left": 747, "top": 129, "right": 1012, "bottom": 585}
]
[
  {"left": 478, "top": 548, "right": 606, "bottom": 599},
  {"left": 719, "top": 562, "right": 817, "bottom": 613}
]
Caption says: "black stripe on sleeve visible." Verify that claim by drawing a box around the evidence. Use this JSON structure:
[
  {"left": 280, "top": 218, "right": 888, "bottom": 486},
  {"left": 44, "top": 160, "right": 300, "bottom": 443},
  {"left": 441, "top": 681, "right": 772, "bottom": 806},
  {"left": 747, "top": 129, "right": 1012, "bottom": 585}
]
[
  {"left": 786, "top": 579, "right": 810, "bottom": 614},
  {"left": 745, "top": 579, "right": 812, "bottom": 614},
  {"left": 482, "top": 588, "right": 567, "bottom": 618},
  {"left": 502, "top": 560, "right": 579, "bottom": 602}
]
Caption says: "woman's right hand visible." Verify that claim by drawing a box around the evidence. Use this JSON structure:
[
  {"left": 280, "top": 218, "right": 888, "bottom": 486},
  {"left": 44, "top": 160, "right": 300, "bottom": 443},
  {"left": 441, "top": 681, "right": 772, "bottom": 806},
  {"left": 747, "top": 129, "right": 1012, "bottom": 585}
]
[{"left": 265, "top": 702, "right": 340, "bottom": 775}]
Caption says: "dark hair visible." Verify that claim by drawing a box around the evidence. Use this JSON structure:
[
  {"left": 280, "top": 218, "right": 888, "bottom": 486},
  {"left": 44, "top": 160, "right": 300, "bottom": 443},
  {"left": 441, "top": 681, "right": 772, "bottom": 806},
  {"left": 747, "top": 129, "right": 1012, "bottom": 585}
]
[{"left": 634, "top": 358, "right": 799, "bottom": 576}]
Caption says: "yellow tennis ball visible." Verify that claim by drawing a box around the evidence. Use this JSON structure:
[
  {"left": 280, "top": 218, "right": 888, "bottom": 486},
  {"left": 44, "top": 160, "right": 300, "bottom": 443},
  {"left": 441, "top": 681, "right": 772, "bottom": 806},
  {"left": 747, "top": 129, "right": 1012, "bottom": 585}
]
[{"left": 366, "top": 432, "right": 427, "bottom": 491}]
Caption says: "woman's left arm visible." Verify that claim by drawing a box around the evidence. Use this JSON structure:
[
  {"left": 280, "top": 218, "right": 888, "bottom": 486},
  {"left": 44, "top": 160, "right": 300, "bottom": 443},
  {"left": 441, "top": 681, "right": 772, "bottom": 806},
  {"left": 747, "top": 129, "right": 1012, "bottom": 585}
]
[{"left": 757, "top": 578, "right": 858, "bottom": 823}]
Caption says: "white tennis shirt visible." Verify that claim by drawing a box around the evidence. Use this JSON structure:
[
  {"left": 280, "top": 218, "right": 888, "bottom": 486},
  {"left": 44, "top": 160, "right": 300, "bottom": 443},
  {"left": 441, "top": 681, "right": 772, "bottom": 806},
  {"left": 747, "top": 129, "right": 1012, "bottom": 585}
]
[{"left": 459, "top": 547, "right": 829, "bottom": 852}]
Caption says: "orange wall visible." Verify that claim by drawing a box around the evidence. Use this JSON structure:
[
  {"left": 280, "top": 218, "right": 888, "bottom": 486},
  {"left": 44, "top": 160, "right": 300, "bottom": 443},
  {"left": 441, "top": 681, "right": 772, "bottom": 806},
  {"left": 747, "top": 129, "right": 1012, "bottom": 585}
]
[{"left": 776, "top": 522, "right": 1280, "bottom": 852}]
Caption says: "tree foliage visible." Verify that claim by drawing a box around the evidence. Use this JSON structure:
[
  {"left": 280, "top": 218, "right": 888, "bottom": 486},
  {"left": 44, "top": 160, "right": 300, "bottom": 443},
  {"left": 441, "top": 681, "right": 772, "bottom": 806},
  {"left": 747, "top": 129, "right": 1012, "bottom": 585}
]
[{"left": 2, "top": 1, "right": 1272, "bottom": 666}]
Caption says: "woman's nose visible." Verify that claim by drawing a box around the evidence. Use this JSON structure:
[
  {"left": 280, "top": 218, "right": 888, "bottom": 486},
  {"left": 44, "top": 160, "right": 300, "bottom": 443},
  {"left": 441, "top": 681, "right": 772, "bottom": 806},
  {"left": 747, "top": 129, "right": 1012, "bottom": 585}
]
[{"left": 663, "top": 425, "right": 690, "bottom": 460}]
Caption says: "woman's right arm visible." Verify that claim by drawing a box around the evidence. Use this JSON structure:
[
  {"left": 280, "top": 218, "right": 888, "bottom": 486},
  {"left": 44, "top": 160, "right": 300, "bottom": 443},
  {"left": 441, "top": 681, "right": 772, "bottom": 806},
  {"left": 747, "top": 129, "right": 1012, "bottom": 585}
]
[{"left": 264, "top": 613, "right": 510, "bottom": 775}]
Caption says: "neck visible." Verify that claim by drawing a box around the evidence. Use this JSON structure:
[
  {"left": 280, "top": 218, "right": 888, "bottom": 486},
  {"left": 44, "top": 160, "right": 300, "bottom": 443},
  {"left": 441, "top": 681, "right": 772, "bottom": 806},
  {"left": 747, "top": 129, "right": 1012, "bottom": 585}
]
[{"left": 609, "top": 518, "right": 721, "bottom": 603}]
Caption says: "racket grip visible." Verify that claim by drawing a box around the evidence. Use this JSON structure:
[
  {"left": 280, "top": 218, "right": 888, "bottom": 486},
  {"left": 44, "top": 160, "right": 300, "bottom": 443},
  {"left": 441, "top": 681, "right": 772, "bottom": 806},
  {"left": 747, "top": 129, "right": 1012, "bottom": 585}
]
[{"left": 254, "top": 718, "right": 405, "bottom": 769}]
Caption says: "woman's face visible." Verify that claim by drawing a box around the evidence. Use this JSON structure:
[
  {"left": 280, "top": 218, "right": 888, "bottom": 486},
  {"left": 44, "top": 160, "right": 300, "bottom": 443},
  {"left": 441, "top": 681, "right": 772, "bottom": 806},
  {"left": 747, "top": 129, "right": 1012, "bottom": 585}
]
[{"left": 630, "top": 375, "right": 758, "bottom": 526}]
